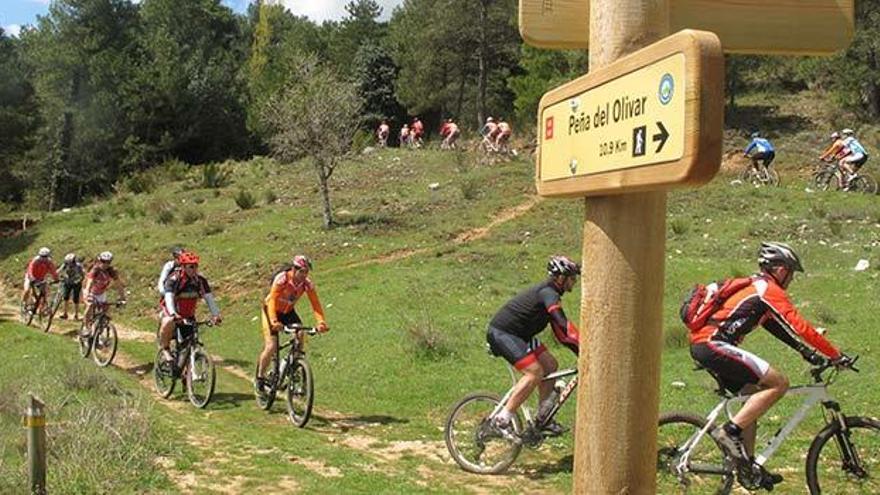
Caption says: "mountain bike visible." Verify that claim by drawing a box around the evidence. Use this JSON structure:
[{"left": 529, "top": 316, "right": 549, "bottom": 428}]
[
  {"left": 739, "top": 161, "right": 780, "bottom": 187},
  {"left": 254, "top": 324, "right": 318, "bottom": 427},
  {"left": 656, "top": 358, "right": 874, "bottom": 494},
  {"left": 78, "top": 300, "right": 124, "bottom": 367},
  {"left": 153, "top": 318, "right": 217, "bottom": 409},
  {"left": 812, "top": 160, "right": 878, "bottom": 194},
  {"left": 444, "top": 357, "right": 578, "bottom": 474},
  {"left": 43, "top": 281, "right": 71, "bottom": 333},
  {"left": 20, "top": 280, "right": 53, "bottom": 328}
]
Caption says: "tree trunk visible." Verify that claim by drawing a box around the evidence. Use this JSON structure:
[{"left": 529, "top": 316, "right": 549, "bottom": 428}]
[
  {"left": 866, "top": 48, "right": 880, "bottom": 118},
  {"left": 476, "top": 0, "right": 489, "bottom": 127},
  {"left": 456, "top": 73, "right": 466, "bottom": 124},
  {"left": 316, "top": 158, "right": 334, "bottom": 229},
  {"left": 726, "top": 56, "right": 737, "bottom": 113}
]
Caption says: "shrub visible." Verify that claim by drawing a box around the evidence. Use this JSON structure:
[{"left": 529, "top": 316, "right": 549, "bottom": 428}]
[
  {"left": 351, "top": 128, "right": 373, "bottom": 153},
  {"left": 454, "top": 149, "right": 472, "bottom": 174},
  {"left": 203, "top": 225, "right": 224, "bottom": 236},
  {"left": 234, "top": 190, "right": 256, "bottom": 210},
  {"left": 827, "top": 219, "right": 843, "bottom": 237},
  {"left": 263, "top": 189, "right": 278, "bottom": 205},
  {"left": 180, "top": 209, "right": 204, "bottom": 225},
  {"left": 148, "top": 199, "right": 174, "bottom": 225},
  {"left": 157, "top": 158, "right": 190, "bottom": 181},
  {"left": 119, "top": 171, "right": 156, "bottom": 194},
  {"left": 459, "top": 177, "right": 481, "bottom": 200},
  {"left": 400, "top": 301, "right": 452, "bottom": 360},
  {"left": 201, "top": 163, "right": 232, "bottom": 189},
  {"left": 670, "top": 218, "right": 689, "bottom": 236}
]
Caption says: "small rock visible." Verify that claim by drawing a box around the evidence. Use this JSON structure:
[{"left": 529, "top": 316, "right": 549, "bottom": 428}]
[
  {"left": 854, "top": 259, "right": 870, "bottom": 271},
  {"left": 61, "top": 208, "right": 71, "bottom": 213},
  {"left": 428, "top": 182, "right": 440, "bottom": 191},
  {"left": 671, "top": 381, "right": 686, "bottom": 389},
  {"left": 362, "top": 146, "right": 376, "bottom": 155}
]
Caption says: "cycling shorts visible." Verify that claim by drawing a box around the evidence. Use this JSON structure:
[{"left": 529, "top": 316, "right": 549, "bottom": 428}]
[
  {"left": 261, "top": 306, "right": 301, "bottom": 337},
  {"left": 752, "top": 151, "right": 775, "bottom": 166},
  {"left": 691, "top": 341, "right": 770, "bottom": 393},
  {"left": 23, "top": 276, "right": 48, "bottom": 293},
  {"left": 88, "top": 292, "right": 108, "bottom": 305},
  {"left": 844, "top": 153, "right": 868, "bottom": 168},
  {"left": 487, "top": 326, "right": 547, "bottom": 370},
  {"left": 61, "top": 282, "right": 82, "bottom": 303}
]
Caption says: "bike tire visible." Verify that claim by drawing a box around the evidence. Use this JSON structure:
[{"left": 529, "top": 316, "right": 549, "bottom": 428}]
[
  {"left": 92, "top": 321, "right": 118, "bottom": 367},
  {"left": 285, "top": 357, "right": 314, "bottom": 428},
  {"left": 25, "top": 294, "right": 42, "bottom": 327},
  {"left": 851, "top": 174, "right": 879, "bottom": 195},
  {"left": 444, "top": 392, "right": 523, "bottom": 475},
  {"left": 20, "top": 300, "right": 30, "bottom": 325},
  {"left": 186, "top": 348, "right": 216, "bottom": 409},
  {"left": 78, "top": 323, "right": 92, "bottom": 358},
  {"left": 767, "top": 168, "right": 780, "bottom": 187},
  {"left": 254, "top": 356, "right": 277, "bottom": 411},
  {"left": 153, "top": 349, "right": 176, "bottom": 398},
  {"left": 812, "top": 171, "right": 837, "bottom": 191},
  {"left": 43, "top": 291, "right": 63, "bottom": 333},
  {"left": 805, "top": 415, "right": 880, "bottom": 494},
  {"left": 656, "top": 412, "right": 735, "bottom": 494}
]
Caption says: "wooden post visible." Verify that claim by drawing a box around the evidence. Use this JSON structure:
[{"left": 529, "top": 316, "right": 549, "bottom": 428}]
[
  {"left": 25, "top": 394, "right": 47, "bottom": 495},
  {"left": 574, "top": 1, "right": 669, "bottom": 493}
]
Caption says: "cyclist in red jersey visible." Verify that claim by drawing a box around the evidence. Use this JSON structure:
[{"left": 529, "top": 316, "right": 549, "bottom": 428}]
[
  {"left": 21, "top": 247, "right": 59, "bottom": 307},
  {"left": 82, "top": 251, "right": 126, "bottom": 329},
  {"left": 690, "top": 242, "right": 851, "bottom": 484},
  {"left": 411, "top": 117, "right": 424, "bottom": 139},
  {"left": 439, "top": 118, "right": 460, "bottom": 149},
  {"left": 158, "top": 251, "right": 222, "bottom": 362}
]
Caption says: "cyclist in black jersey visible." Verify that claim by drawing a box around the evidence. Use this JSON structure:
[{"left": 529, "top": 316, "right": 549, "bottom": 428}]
[{"left": 486, "top": 255, "right": 581, "bottom": 440}]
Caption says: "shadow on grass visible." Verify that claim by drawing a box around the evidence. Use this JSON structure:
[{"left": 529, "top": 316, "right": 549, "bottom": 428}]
[
  {"left": 210, "top": 392, "right": 255, "bottom": 410},
  {"left": 214, "top": 357, "right": 253, "bottom": 369},
  {"left": 308, "top": 413, "right": 410, "bottom": 433},
  {"left": 726, "top": 104, "right": 813, "bottom": 136},
  {"left": 522, "top": 453, "right": 573, "bottom": 479},
  {"left": 0, "top": 220, "right": 39, "bottom": 259}
]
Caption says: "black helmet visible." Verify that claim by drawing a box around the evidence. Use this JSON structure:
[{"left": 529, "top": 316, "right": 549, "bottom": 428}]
[
  {"left": 547, "top": 255, "right": 581, "bottom": 277},
  {"left": 758, "top": 242, "right": 803, "bottom": 273}
]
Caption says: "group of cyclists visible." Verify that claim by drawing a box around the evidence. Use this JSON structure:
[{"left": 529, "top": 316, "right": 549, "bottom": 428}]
[
  {"left": 743, "top": 128, "right": 870, "bottom": 190},
  {"left": 375, "top": 115, "right": 513, "bottom": 153}
]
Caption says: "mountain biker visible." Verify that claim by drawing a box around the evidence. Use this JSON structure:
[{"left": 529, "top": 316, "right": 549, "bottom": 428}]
[
  {"left": 20, "top": 247, "right": 59, "bottom": 309},
  {"left": 839, "top": 128, "right": 869, "bottom": 190},
  {"left": 495, "top": 118, "right": 512, "bottom": 151},
  {"left": 399, "top": 124, "right": 410, "bottom": 147},
  {"left": 486, "top": 255, "right": 581, "bottom": 441},
  {"left": 439, "top": 118, "right": 460, "bottom": 149},
  {"left": 59, "top": 253, "right": 85, "bottom": 320},
  {"left": 82, "top": 251, "right": 126, "bottom": 329},
  {"left": 255, "top": 255, "right": 328, "bottom": 392},
  {"left": 411, "top": 117, "right": 424, "bottom": 144},
  {"left": 157, "top": 246, "right": 185, "bottom": 295},
  {"left": 480, "top": 117, "right": 499, "bottom": 150},
  {"left": 158, "top": 251, "right": 221, "bottom": 363},
  {"left": 377, "top": 120, "right": 390, "bottom": 147},
  {"left": 689, "top": 242, "right": 850, "bottom": 484},
  {"left": 743, "top": 132, "right": 776, "bottom": 170},
  {"left": 819, "top": 131, "right": 848, "bottom": 162}
]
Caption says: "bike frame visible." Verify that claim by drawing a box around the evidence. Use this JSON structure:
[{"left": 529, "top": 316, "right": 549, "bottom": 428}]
[
  {"left": 489, "top": 365, "right": 578, "bottom": 428},
  {"left": 675, "top": 382, "right": 838, "bottom": 475}
]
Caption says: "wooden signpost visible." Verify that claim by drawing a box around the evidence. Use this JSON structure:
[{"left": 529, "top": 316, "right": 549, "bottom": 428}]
[
  {"left": 520, "top": 0, "right": 854, "bottom": 54},
  {"left": 521, "top": 0, "right": 855, "bottom": 493}
]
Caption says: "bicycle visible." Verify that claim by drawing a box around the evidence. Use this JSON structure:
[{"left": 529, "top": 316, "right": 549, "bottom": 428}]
[
  {"left": 812, "top": 160, "right": 878, "bottom": 194},
  {"left": 739, "top": 159, "right": 780, "bottom": 187},
  {"left": 656, "top": 357, "right": 875, "bottom": 494},
  {"left": 78, "top": 300, "right": 124, "bottom": 367},
  {"left": 20, "top": 280, "right": 53, "bottom": 328},
  {"left": 444, "top": 356, "right": 578, "bottom": 474},
  {"left": 153, "top": 318, "right": 217, "bottom": 409},
  {"left": 254, "top": 324, "right": 318, "bottom": 427},
  {"left": 43, "top": 281, "right": 73, "bottom": 333}
]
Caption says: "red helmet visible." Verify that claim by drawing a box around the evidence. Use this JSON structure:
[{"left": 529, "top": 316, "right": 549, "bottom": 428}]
[
  {"left": 292, "top": 255, "right": 312, "bottom": 271},
  {"left": 178, "top": 251, "right": 200, "bottom": 266}
]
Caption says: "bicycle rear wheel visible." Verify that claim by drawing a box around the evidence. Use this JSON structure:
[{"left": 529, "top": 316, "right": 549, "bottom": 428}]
[
  {"left": 187, "top": 348, "right": 216, "bottom": 409},
  {"left": 154, "top": 349, "right": 176, "bottom": 398},
  {"left": 285, "top": 357, "right": 313, "bottom": 427},
  {"left": 850, "top": 174, "right": 879, "bottom": 195},
  {"left": 444, "top": 392, "right": 523, "bottom": 474},
  {"left": 806, "top": 415, "right": 880, "bottom": 494},
  {"left": 657, "top": 412, "right": 735, "bottom": 494},
  {"left": 92, "top": 321, "right": 118, "bottom": 367},
  {"left": 254, "top": 356, "right": 277, "bottom": 411}
]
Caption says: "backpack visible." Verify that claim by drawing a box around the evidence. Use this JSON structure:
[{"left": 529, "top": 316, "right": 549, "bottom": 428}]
[
  {"left": 679, "top": 277, "right": 753, "bottom": 332},
  {"left": 267, "top": 264, "right": 294, "bottom": 289}
]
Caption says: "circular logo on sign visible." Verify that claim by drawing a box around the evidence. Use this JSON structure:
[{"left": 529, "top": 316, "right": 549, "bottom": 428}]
[{"left": 658, "top": 73, "right": 674, "bottom": 105}]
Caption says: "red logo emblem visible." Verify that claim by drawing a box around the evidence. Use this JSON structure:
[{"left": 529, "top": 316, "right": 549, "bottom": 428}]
[{"left": 545, "top": 117, "right": 554, "bottom": 140}]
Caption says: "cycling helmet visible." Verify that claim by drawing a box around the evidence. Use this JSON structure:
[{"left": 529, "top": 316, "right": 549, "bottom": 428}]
[
  {"left": 98, "top": 251, "right": 113, "bottom": 262},
  {"left": 842, "top": 128, "right": 854, "bottom": 136},
  {"left": 292, "top": 255, "right": 312, "bottom": 271},
  {"left": 750, "top": 131, "right": 761, "bottom": 138},
  {"left": 547, "top": 255, "right": 581, "bottom": 277},
  {"left": 758, "top": 242, "right": 803, "bottom": 273},
  {"left": 178, "top": 251, "right": 199, "bottom": 266},
  {"left": 38, "top": 247, "right": 51, "bottom": 257},
  {"left": 64, "top": 253, "right": 76, "bottom": 263},
  {"left": 486, "top": 117, "right": 494, "bottom": 123},
  {"left": 830, "top": 131, "right": 840, "bottom": 140},
  {"left": 171, "top": 246, "right": 185, "bottom": 259}
]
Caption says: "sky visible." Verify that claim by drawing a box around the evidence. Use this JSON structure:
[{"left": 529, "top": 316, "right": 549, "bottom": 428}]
[{"left": 1, "top": 0, "right": 403, "bottom": 37}]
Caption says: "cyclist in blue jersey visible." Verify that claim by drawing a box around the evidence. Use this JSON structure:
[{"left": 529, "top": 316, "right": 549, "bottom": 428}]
[
  {"left": 839, "top": 128, "right": 869, "bottom": 190},
  {"left": 744, "top": 132, "right": 776, "bottom": 171},
  {"left": 485, "top": 255, "right": 581, "bottom": 441}
]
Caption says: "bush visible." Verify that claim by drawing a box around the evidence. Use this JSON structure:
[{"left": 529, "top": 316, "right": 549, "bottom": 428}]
[
  {"left": 234, "top": 190, "right": 256, "bottom": 210},
  {"left": 263, "top": 189, "right": 278, "bottom": 205},
  {"left": 459, "top": 177, "right": 481, "bottom": 200},
  {"left": 157, "top": 158, "right": 190, "bottom": 181},
  {"left": 400, "top": 301, "right": 452, "bottom": 360},
  {"left": 201, "top": 163, "right": 232, "bottom": 189},
  {"left": 670, "top": 218, "right": 690, "bottom": 236},
  {"left": 148, "top": 200, "right": 174, "bottom": 225},
  {"left": 351, "top": 128, "right": 373, "bottom": 153},
  {"left": 119, "top": 171, "right": 156, "bottom": 194},
  {"left": 454, "top": 150, "right": 472, "bottom": 174},
  {"left": 203, "top": 225, "right": 224, "bottom": 236},
  {"left": 180, "top": 209, "right": 204, "bottom": 225}
]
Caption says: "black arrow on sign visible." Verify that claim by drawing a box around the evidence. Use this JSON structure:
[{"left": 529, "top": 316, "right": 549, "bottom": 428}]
[{"left": 653, "top": 121, "right": 669, "bottom": 153}]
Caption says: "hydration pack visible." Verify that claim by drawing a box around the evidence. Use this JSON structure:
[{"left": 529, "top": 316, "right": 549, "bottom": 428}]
[{"left": 679, "top": 277, "right": 753, "bottom": 331}]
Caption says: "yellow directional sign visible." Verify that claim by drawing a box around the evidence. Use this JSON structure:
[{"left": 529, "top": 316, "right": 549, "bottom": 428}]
[
  {"left": 519, "top": 0, "right": 853, "bottom": 54},
  {"left": 536, "top": 30, "right": 723, "bottom": 197}
]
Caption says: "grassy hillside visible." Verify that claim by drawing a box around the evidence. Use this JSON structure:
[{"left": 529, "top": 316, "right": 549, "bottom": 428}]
[{"left": 0, "top": 93, "right": 878, "bottom": 493}]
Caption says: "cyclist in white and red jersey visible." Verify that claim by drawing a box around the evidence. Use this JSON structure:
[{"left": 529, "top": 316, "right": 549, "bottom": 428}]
[
  {"left": 377, "top": 120, "right": 390, "bottom": 147},
  {"left": 495, "top": 118, "right": 512, "bottom": 149},
  {"left": 689, "top": 242, "right": 851, "bottom": 485},
  {"left": 399, "top": 124, "right": 410, "bottom": 147},
  {"left": 158, "top": 251, "right": 221, "bottom": 363},
  {"left": 439, "top": 118, "right": 460, "bottom": 149},
  {"left": 82, "top": 251, "right": 126, "bottom": 329},
  {"left": 411, "top": 117, "right": 424, "bottom": 140},
  {"left": 486, "top": 255, "right": 581, "bottom": 441},
  {"left": 21, "top": 247, "right": 59, "bottom": 307},
  {"left": 838, "top": 128, "right": 870, "bottom": 189}
]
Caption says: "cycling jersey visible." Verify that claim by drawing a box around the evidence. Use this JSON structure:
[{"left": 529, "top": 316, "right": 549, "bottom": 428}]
[
  {"left": 489, "top": 279, "right": 579, "bottom": 354},
  {"left": 377, "top": 124, "right": 389, "bottom": 136},
  {"left": 689, "top": 274, "right": 840, "bottom": 359},
  {"left": 162, "top": 272, "right": 219, "bottom": 319},
  {"left": 263, "top": 270, "right": 325, "bottom": 328},
  {"left": 157, "top": 259, "right": 176, "bottom": 294},
  {"left": 86, "top": 266, "right": 118, "bottom": 296},
  {"left": 843, "top": 136, "right": 868, "bottom": 157},
  {"left": 481, "top": 122, "right": 499, "bottom": 138},
  {"left": 744, "top": 138, "right": 775, "bottom": 155},
  {"left": 411, "top": 121, "right": 424, "bottom": 137},
  {"left": 497, "top": 122, "right": 511, "bottom": 135},
  {"left": 820, "top": 139, "right": 849, "bottom": 161},
  {"left": 26, "top": 257, "right": 58, "bottom": 282},
  {"left": 60, "top": 260, "right": 84, "bottom": 285}
]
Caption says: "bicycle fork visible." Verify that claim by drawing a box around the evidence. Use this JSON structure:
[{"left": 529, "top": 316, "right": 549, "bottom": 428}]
[{"left": 824, "top": 403, "right": 867, "bottom": 478}]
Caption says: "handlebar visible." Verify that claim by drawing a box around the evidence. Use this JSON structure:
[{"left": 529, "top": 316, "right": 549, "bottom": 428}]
[
  {"left": 810, "top": 354, "right": 859, "bottom": 383},
  {"left": 282, "top": 324, "right": 319, "bottom": 336}
]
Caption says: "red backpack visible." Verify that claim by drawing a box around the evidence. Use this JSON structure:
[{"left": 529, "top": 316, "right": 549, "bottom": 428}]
[{"left": 679, "top": 277, "right": 753, "bottom": 332}]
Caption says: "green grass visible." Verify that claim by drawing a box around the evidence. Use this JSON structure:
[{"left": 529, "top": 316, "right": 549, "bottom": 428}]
[{"left": 0, "top": 119, "right": 878, "bottom": 493}]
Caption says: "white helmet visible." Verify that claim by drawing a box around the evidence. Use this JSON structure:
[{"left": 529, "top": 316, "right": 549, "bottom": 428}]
[
  {"left": 64, "top": 253, "right": 76, "bottom": 263},
  {"left": 486, "top": 117, "right": 494, "bottom": 123},
  {"left": 842, "top": 128, "right": 854, "bottom": 136},
  {"left": 98, "top": 251, "right": 113, "bottom": 262},
  {"left": 38, "top": 247, "right": 51, "bottom": 257},
  {"left": 830, "top": 131, "right": 840, "bottom": 139}
]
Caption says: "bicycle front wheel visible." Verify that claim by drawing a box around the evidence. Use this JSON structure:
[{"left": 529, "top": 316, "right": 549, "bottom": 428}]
[
  {"left": 78, "top": 323, "right": 92, "bottom": 358},
  {"left": 92, "top": 321, "right": 118, "bottom": 367},
  {"left": 657, "top": 412, "right": 735, "bottom": 494},
  {"left": 187, "top": 348, "right": 216, "bottom": 409},
  {"left": 43, "top": 292, "right": 62, "bottom": 333},
  {"left": 806, "top": 415, "right": 880, "bottom": 494},
  {"left": 154, "top": 349, "right": 176, "bottom": 398},
  {"left": 285, "top": 357, "right": 314, "bottom": 427},
  {"left": 444, "top": 392, "right": 523, "bottom": 475},
  {"left": 812, "top": 171, "right": 837, "bottom": 191}
]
